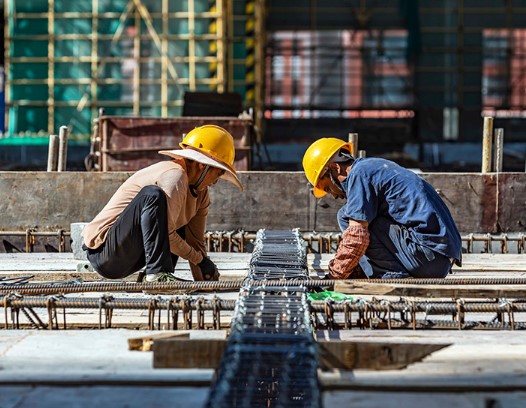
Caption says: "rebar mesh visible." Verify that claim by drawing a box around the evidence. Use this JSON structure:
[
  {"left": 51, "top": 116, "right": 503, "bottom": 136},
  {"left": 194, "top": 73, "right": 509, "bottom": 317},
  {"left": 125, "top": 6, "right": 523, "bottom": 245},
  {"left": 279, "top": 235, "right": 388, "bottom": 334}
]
[{"left": 206, "top": 229, "right": 321, "bottom": 408}]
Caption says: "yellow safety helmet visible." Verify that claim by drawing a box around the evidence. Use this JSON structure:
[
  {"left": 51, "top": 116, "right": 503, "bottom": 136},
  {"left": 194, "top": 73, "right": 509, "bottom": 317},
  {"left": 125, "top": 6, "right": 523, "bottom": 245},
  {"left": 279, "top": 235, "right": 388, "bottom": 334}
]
[
  {"left": 159, "top": 124, "right": 243, "bottom": 190},
  {"left": 179, "top": 125, "right": 235, "bottom": 166},
  {"left": 302, "top": 138, "right": 352, "bottom": 198}
]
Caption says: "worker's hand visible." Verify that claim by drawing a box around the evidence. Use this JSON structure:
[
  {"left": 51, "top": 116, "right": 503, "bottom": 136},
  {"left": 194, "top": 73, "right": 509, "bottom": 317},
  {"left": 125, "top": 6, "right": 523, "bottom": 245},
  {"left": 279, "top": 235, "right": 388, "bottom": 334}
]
[
  {"left": 197, "top": 257, "right": 220, "bottom": 281},
  {"left": 311, "top": 273, "right": 333, "bottom": 293},
  {"left": 321, "top": 273, "right": 334, "bottom": 280}
]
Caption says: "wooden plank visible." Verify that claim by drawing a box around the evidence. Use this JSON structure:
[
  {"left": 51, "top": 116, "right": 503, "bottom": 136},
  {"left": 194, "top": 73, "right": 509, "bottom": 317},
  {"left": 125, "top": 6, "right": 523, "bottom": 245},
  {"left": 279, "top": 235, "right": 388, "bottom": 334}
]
[
  {"left": 317, "top": 339, "right": 447, "bottom": 370},
  {"left": 128, "top": 332, "right": 190, "bottom": 352},
  {"left": 153, "top": 338, "right": 227, "bottom": 369},
  {"left": 334, "top": 281, "right": 526, "bottom": 298},
  {"left": 153, "top": 331, "right": 446, "bottom": 370}
]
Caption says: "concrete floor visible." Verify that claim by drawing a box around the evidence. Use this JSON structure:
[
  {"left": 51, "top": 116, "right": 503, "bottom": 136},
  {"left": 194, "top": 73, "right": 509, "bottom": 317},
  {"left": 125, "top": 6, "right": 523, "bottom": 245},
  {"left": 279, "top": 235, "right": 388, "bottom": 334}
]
[{"left": 1, "top": 251, "right": 526, "bottom": 407}]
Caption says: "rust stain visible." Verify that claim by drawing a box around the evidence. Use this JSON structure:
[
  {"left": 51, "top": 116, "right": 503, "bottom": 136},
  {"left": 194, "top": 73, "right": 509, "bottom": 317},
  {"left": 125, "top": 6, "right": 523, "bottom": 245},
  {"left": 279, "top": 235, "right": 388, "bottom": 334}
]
[
  {"left": 481, "top": 174, "right": 498, "bottom": 233},
  {"left": 96, "top": 116, "right": 253, "bottom": 172}
]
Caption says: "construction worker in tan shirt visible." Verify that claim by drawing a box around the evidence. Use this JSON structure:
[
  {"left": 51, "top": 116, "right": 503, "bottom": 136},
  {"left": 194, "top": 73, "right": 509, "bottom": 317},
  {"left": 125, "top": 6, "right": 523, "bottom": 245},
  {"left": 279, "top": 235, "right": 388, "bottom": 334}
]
[{"left": 82, "top": 125, "right": 243, "bottom": 282}]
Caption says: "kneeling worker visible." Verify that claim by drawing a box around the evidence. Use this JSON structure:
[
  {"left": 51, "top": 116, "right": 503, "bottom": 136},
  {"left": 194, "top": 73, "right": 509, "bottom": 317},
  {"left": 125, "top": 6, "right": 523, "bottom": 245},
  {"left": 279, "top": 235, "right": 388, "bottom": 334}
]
[
  {"left": 82, "top": 125, "right": 243, "bottom": 282},
  {"left": 302, "top": 138, "right": 462, "bottom": 280}
]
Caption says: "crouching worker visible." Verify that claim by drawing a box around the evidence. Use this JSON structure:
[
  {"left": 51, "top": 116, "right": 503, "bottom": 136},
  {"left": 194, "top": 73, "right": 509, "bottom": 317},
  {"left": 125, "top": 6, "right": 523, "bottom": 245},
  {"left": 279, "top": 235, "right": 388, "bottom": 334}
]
[
  {"left": 302, "top": 138, "right": 462, "bottom": 280},
  {"left": 82, "top": 125, "right": 243, "bottom": 282}
]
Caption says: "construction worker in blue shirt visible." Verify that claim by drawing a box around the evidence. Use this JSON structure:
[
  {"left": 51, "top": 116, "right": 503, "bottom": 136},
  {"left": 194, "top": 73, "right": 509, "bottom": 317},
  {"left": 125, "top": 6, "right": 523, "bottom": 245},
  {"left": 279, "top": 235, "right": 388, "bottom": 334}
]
[{"left": 302, "top": 137, "right": 462, "bottom": 279}]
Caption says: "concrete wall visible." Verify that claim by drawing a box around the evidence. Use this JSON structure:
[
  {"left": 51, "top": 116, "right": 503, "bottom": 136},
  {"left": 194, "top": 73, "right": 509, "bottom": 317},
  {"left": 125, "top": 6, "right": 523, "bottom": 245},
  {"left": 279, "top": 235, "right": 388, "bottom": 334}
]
[{"left": 1, "top": 171, "right": 525, "bottom": 234}]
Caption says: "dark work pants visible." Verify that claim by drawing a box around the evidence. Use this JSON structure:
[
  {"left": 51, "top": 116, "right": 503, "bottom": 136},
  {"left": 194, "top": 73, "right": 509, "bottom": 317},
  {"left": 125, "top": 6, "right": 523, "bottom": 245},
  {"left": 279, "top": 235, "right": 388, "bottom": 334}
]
[
  {"left": 338, "top": 208, "right": 451, "bottom": 279},
  {"left": 85, "top": 185, "right": 183, "bottom": 279}
]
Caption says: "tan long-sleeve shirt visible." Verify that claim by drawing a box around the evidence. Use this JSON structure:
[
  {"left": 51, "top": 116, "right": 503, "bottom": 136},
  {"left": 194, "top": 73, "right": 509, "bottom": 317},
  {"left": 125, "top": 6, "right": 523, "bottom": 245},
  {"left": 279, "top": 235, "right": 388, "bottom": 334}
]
[{"left": 82, "top": 159, "right": 208, "bottom": 265}]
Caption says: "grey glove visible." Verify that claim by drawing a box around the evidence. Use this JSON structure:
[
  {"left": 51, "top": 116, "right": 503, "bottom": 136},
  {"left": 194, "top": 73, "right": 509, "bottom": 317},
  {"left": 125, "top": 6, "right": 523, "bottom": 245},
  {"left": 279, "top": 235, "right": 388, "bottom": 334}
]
[{"left": 198, "top": 256, "right": 220, "bottom": 281}]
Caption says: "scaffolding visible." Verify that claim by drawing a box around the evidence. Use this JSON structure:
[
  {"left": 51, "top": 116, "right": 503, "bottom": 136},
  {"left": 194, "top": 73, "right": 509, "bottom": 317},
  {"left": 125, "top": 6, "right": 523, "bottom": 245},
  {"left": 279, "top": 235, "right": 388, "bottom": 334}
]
[{"left": 3, "top": 0, "right": 265, "bottom": 142}]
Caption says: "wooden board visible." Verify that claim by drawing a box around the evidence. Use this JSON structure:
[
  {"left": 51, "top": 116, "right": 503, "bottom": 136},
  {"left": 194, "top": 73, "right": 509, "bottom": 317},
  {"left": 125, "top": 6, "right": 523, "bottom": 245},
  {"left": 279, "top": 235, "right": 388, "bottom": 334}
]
[
  {"left": 153, "top": 332, "right": 228, "bottom": 369},
  {"left": 128, "top": 332, "right": 190, "bottom": 352},
  {"left": 334, "top": 281, "right": 526, "bottom": 298},
  {"left": 317, "top": 339, "right": 447, "bottom": 370},
  {"left": 152, "top": 331, "right": 446, "bottom": 371}
]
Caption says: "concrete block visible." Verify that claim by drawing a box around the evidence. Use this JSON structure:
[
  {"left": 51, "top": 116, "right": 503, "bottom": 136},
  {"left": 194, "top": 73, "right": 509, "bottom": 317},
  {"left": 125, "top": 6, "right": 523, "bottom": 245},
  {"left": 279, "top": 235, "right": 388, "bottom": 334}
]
[
  {"left": 76, "top": 261, "right": 94, "bottom": 273},
  {"left": 71, "top": 222, "right": 89, "bottom": 260}
]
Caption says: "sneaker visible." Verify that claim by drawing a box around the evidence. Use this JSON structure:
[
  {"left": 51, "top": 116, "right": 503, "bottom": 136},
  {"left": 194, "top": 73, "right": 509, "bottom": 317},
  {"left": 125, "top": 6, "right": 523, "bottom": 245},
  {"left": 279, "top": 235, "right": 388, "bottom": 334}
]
[{"left": 146, "top": 272, "right": 188, "bottom": 283}]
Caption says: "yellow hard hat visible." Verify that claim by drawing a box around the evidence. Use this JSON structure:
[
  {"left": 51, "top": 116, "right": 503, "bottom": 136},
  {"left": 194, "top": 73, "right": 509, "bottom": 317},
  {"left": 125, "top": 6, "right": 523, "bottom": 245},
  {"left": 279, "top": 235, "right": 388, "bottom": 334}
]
[
  {"left": 180, "top": 125, "right": 235, "bottom": 166},
  {"left": 159, "top": 124, "right": 243, "bottom": 190},
  {"left": 302, "top": 138, "right": 352, "bottom": 198}
]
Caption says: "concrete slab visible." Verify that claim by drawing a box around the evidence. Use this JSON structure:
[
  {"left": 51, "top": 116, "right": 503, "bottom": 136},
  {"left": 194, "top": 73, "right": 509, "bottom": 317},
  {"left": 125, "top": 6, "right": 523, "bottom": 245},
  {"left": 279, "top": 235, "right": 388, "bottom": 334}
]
[
  {"left": 0, "top": 330, "right": 215, "bottom": 384},
  {"left": 1, "top": 252, "right": 525, "bottom": 282}
]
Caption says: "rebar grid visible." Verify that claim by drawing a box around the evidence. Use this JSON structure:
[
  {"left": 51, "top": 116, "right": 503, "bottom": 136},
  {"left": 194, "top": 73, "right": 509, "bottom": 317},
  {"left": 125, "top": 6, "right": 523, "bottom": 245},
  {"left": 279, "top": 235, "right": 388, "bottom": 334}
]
[
  {"left": 6, "top": 277, "right": 526, "bottom": 296},
  {"left": 3, "top": 294, "right": 526, "bottom": 331},
  {"left": 206, "top": 229, "right": 321, "bottom": 408},
  {"left": 2, "top": 230, "right": 525, "bottom": 254}
]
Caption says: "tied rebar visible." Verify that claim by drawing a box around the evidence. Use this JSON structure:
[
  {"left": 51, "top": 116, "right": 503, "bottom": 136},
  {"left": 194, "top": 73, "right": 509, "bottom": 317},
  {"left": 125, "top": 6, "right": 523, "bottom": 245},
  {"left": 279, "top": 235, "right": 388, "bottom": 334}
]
[
  {"left": 3, "top": 294, "right": 526, "bottom": 331},
  {"left": 206, "top": 229, "right": 321, "bottom": 408},
  {"left": 6, "top": 277, "right": 526, "bottom": 296}
]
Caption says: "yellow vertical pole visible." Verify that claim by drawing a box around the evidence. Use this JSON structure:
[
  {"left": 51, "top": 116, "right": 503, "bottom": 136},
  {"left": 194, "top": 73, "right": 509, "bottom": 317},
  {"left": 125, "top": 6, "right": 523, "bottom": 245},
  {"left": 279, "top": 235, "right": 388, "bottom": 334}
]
[
  {"left": 4, "top": 0, "right": 11, "bottom": 134},
  {"left": 161, "top": 0, "right": 168, "bottom": 116},
  {"left": 48, "top": 0, "right": 55, "bottom": 133},
  {"left": 91, "top": 0, "right": 99, "bottom": 125},
  {"left": 208, "top": 0, "right": 218, "bottom": 91},
  {"left": 226, "top": 0, "right": 234, "bottom": 92},
  {"left": 189, "top": 0, "right": 196, "bottom": 91},
  {"left": 133, "top": 9, "right": 141, "bottom": 115},
  {"left": 245, "top": 0, "right": 255, "bottom": 105},
  {"left": 481, "top": 116, "right": 493, "bottom": 174},
  {"left": 254, "top": 0, "right": 264, "bottom": 113},
  {"left": 217, "top": 0, "right": 225, "bottom": 93},
  {"left": 348, "top": 133, "right": 358, "bottom": 157}
]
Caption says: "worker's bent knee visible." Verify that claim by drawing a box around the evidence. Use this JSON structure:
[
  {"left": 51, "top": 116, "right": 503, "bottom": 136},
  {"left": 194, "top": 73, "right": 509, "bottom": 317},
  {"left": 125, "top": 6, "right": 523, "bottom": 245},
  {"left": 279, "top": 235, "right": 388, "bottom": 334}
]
[{"left": 138, "top": 185, "right": 165, "bottom": 201}]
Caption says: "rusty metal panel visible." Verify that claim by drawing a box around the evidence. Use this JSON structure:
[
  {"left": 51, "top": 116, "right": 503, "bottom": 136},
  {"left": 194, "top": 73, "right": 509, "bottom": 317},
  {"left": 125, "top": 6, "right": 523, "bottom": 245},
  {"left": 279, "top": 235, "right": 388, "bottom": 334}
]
[{"left": 98, "top": 116, "right": 252, "bottom": 172}]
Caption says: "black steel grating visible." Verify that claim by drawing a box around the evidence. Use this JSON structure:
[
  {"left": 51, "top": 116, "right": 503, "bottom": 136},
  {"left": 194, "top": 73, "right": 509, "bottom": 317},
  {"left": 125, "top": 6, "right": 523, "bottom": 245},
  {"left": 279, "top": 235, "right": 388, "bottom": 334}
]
[{"left": 206, "top": 229, "right": 321, "bottom": 407}]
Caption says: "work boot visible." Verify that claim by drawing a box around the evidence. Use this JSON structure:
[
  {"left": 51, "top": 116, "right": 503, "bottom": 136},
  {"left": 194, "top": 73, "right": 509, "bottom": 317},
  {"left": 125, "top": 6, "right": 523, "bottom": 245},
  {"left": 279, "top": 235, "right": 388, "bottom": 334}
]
[
  {"left": 143, "top": 272, "right": 193, "bottom": 295},
  {"left": 145, "top": 272, "right": 189, "bottom": 283}
]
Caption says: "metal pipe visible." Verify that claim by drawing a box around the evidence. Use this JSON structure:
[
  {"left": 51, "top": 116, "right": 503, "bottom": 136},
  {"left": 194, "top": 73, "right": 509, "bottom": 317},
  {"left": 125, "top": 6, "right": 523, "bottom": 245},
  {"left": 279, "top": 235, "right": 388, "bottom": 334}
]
[
  {"left": 57, "top": 125, "right": 69, "bottom": 172},
  {"left": 348, "top": 133, "right": 358, "bottom": 157},
  {"left": 494, "top": 128, "right": 504, "bottom": 173},
  {"left": 47, "top": 134, "right": 59, "bottom": 172},
  {"left": 482, "top": 116, "right": 493, "bottom": 173}
]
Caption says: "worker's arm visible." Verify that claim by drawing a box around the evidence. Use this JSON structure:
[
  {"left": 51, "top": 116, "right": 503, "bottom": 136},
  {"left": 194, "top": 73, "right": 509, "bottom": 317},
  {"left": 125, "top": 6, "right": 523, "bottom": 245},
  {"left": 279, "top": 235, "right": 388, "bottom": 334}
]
[
  {"left": 328, "top": 219, "right": 370, "bottom": 279},
  {"left": 158, "top": 168, "right": 205, "bottom": 265},
  {"left": 184, "top": 192, "right": 210, "bottom": 264}
]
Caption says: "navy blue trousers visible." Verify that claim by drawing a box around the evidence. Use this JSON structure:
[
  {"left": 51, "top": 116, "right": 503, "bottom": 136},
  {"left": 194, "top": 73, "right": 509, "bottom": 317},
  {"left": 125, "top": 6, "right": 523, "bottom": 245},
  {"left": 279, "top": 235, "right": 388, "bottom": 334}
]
[
  {"left": 85, "top": 185, "right": 182, "bottom": 279},
  {"left": 338, "top": 208, "right": 451, "bottom": 279}
]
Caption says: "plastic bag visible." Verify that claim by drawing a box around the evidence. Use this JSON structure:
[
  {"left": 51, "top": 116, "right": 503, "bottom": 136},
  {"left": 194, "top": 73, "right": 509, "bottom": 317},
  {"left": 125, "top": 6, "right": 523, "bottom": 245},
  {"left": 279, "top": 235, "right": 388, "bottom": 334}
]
[{"left": 307, "top": 291, "right": 354, "bottom": 302}]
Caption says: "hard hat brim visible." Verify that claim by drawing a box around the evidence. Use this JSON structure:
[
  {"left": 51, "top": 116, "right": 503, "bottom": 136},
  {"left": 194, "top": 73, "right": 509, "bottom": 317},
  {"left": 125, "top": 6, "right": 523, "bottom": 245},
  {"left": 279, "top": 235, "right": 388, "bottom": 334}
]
[
  {"left": 313, "top": 185, "right": 327, "bottom": 198},
  {"left": 159, "top": 149, "right": 243, "bottom": 191}
]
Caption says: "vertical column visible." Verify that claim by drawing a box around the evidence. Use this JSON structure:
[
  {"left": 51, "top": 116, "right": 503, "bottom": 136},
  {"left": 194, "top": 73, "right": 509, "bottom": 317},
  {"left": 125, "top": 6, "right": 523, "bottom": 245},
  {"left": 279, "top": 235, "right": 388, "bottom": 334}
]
[
  {"left": 4, "top": 0, "right": 12, "bottom": 134},
  {"left": 481, "top": 116, "right": 493, "bottom": 174},
  {"left": 208, "top": 0, "right": 218, "bottom": 91},
  {"left": 161, "top": 0, "right": 168, "bottom": 116},
  {"left": 48, "top": 0, "right": 55, "bottom": 133},
  {"left": 245, "top": 0, "right": 255, "bottom": 104},
  {"left": 91, "top": 0, "right": 99, "bottom": 126},
  {"left": 189, "top": 0, "right": 196, "bottom": 91},
  {"left": 133, "top": 9, "right": 141, "bottom": 115}
]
